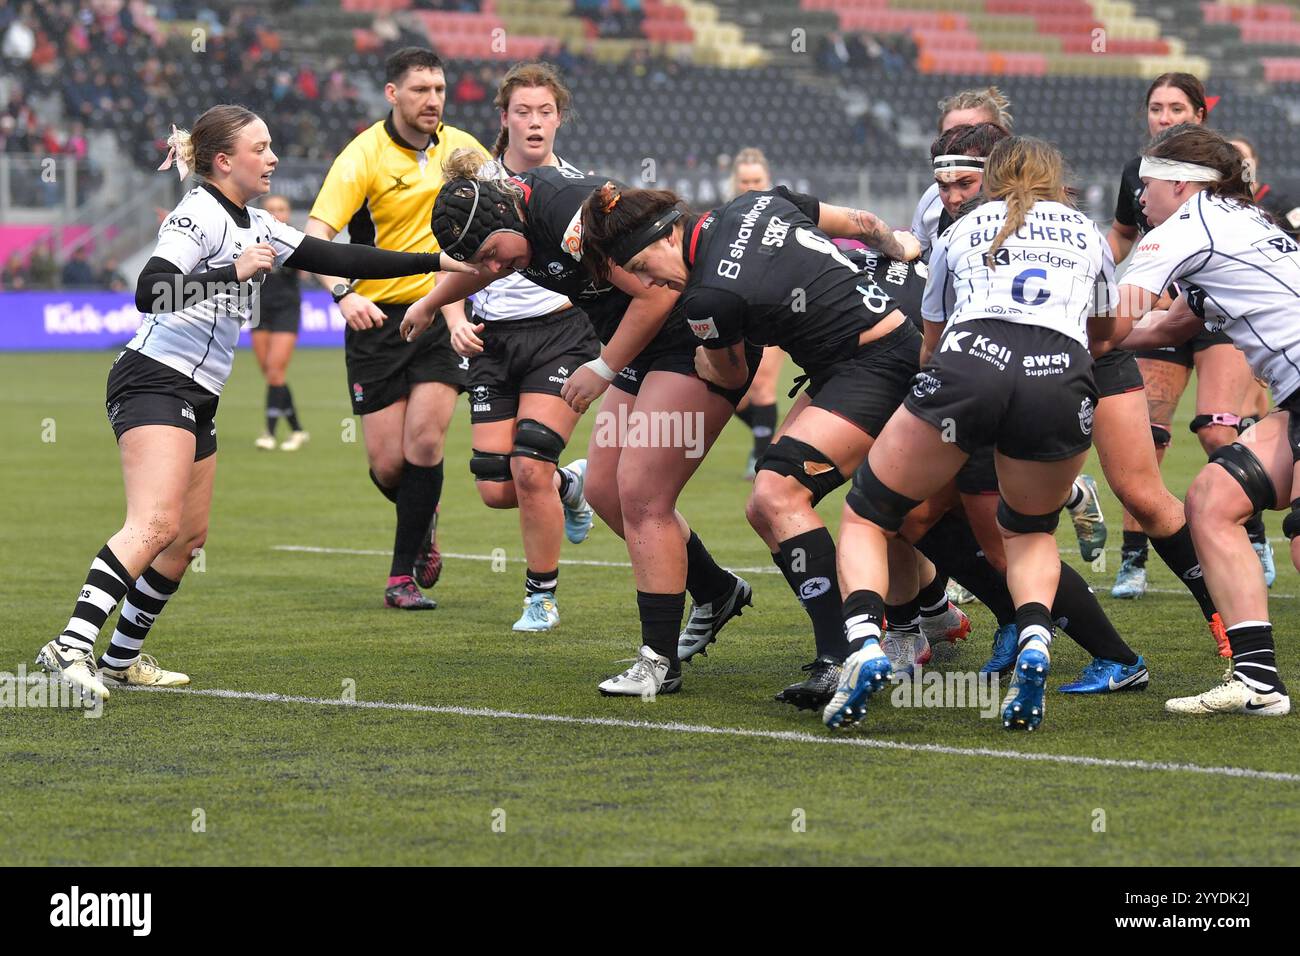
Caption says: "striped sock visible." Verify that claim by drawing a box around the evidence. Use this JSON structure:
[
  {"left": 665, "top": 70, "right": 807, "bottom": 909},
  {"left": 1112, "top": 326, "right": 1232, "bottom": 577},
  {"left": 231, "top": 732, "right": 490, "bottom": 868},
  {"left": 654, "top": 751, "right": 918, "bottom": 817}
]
[
  {"left": 1015, "top": 602, "right": 1054, "bottom": 656},
  {"left": 1228, "top": 622, "right": 1285, "bottom": 695},
  {"left": 100, "top": 567, "right": 179, "bottom": 670},
  {"left": 58, "top": 544, "right": 133, "bottom": 654},
  {"left": 525, "top": 567, "right": 558, "bottom": 597},
  {"left": 843, "top": 589, "right": 885, "bottom": 655}
]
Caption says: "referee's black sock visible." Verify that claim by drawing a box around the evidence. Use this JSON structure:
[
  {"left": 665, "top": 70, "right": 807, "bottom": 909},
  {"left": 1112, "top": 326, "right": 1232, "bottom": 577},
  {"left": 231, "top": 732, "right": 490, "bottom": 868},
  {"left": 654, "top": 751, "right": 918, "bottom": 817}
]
[
  {"left": 1150, "top": 523, "right": 1218, "bottom": 622},
  {"left": 779, "top": 528, "right": 849, "bottom": 661},
  {"left": 637, "top": 591, "right": 684, "bottom": 662},
  {"left": 1052, "top": 565, "right": 1139, "bottom": 665},
  {"left": 391, "top": 461, "right": 443, "bottom": 578},
  {"left": 749, "top": 402, "right": 777, "bottom": 457},
  {"left": 914, "top": 512, "right": 1016, "bottom": 626},
  {"left": 684, "top": 530, "right": 735, "bottom": 604}
]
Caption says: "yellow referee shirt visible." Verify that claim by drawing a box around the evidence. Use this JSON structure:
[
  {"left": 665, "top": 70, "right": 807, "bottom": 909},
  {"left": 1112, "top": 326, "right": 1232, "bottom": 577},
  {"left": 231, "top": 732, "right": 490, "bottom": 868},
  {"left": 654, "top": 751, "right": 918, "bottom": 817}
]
[{"left": 309, "top": 113, "right": 487, "bottom": 305}]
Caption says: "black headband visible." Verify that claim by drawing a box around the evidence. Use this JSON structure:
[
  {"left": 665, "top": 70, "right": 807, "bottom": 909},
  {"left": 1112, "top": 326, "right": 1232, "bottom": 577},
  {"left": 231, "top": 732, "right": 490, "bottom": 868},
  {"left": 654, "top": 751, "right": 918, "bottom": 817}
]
[{"left": 606, "top": 208, "right": 684, "bottom": 265}]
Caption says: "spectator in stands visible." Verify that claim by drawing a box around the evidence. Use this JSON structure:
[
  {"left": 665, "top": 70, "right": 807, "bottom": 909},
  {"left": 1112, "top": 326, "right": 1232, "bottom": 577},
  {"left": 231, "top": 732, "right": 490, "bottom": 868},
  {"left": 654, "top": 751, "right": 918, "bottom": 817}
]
[
  {"left": 98, "top": 257, "right": 128, "bottom": 292},
  {"left": 2, "top": 4, "right": 34, "bottom": 63},
  {"left": 60, "top": 246, "right": 95, "bottom": 288},
  {"left": 3, "top": 254, "right": 28, "bottom": 290},
  {"left": 453, "top": 69, "right": 486, "bottom": 105},
  {"left": 817, "top": 31, "right": 851, "bottom": 74}
]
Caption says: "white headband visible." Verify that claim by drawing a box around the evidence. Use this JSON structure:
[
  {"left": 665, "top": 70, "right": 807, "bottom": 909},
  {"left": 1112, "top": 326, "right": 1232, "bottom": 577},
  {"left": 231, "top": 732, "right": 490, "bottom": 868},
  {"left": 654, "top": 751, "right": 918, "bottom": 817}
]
[
  {"left": 933, "top": 154, "right": 987, "bottom": 175},
  {"left": 1138, "top": 156, "right": 1222, "bottom": 183}
]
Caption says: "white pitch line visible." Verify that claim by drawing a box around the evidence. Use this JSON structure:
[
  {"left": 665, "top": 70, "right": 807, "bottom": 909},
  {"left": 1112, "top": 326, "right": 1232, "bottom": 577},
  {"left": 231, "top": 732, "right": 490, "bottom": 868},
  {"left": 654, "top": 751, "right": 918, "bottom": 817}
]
[
  {"left": 272, "top": 544, "right": 1299, "bottom": 598},
  {"left": 68, "top": 683, "right": 1295, "bottom": 784}
]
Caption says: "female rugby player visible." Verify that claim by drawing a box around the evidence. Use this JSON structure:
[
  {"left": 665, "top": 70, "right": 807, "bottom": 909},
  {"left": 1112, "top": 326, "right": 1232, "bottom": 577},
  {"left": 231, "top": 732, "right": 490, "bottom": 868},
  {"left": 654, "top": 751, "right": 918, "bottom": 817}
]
[
  {"left": 830, "top": 137, "right": 1112, "bottom": 732},
  {"left": 448, "top": 62, "right": 599, "bottom": 633},
  {"left": 1106, "top": 73, "right": 1274, "bottom": 596},
  {"left": 1103, "top": 124, "right": 1298, "bottom": 717},
  {"left": 36, "top": 105, "right": 473, "bottom": 700}
]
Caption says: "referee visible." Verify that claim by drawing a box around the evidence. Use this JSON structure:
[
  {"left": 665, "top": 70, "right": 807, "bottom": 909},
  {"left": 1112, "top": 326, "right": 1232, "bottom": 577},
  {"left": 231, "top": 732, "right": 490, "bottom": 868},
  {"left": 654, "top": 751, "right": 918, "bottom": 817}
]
[{"left": 306, "top": 47, "right": 488, "bottom": 610}]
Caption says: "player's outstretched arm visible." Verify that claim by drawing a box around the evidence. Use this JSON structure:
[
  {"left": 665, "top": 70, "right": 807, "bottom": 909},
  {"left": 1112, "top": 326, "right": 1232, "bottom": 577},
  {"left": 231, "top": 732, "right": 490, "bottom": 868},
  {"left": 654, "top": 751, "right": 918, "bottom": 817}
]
[
  {"left": 400, "top": 270, "right": 500, "bottom": 342},
  {"left": 817, "top": 205, "right": 920, "bottom": 261}
]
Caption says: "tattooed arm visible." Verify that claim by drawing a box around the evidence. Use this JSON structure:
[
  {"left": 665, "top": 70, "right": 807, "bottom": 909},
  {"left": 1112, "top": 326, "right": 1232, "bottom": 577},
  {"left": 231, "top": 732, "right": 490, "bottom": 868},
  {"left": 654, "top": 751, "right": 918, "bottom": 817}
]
[{"left": 817, "top": 205, "right": 921, "bottom": 262}]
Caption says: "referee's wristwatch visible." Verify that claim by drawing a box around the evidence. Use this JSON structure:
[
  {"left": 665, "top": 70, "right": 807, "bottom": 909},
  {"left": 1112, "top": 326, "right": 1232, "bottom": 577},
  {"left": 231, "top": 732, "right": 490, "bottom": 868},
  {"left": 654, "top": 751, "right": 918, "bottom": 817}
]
[{"left": 331, "top": 281, "right": 356, "bottom": 304}]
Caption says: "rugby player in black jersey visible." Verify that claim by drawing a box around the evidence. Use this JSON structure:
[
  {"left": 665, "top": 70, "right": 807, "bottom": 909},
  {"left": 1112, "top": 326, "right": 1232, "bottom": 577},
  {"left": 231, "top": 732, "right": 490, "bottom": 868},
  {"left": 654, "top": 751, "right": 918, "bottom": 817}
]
[
  {"left": 579, "top": 180, "right": 949, "bottom": 706},
  {"left": 401, "top": 156, "right": 759, "bottom": 697}
]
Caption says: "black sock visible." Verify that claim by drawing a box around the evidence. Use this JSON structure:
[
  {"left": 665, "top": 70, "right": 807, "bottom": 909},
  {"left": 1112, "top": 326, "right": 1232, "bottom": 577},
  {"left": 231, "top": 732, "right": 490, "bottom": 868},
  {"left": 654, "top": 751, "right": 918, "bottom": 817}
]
[
  {"left": 265, "top": 384, "right": 280, "bottom": 436},
  {"left": 917, "top": 570, "right": 949, "bottom": 618},
  {"left": 391, "top": 461, "right": 443, "bottom": 578},
  {"left": 749, "top": 402, "right": 777, "bottom": 456},
  {"left": 282, "top": 383, "right": 302, "bottom": 432},
  {"left": 771, "top": 550, "right": 798, "bottom": 591},
  {"left": 637, "top": 590, "right": 684, "bottom": 662},
  {"left": 370, "top": 467, "right": 400, "bottom": 504},
  {"left": 915, "top": 512, "right": 1016, "bottom": 626},
  {"left": 101, "top": 566, "right": 179, "bottom": 669},
  {"left": 1121, "top": 530, "right": 1149, "bottom": 567},
  {"left": 1245, "top": 513, "right": 1268, "bottom": 546},
  {"left": 525, "top": 568, "right": 558, "bottom": 596},
  {"left": 1053, "top": 565, "right": 1139, "bottom": 664},
  {"left": 886, "top": 596, "right": 921, "bottom": 634},
  {"left": 779, "top": 527, "right": 849, "bottom": 661},
  {"left": 57, "top": 544, "right": 133, "bottom": 654},
  {"left": 1016, "top": 601, "right": 1054, "bottom": 650},
  {"left": 1228, "top": 623, "right": 1285, "bottom": 695},
  {"left": 843, "top": 589, "right": 885, "bottom": 654},
  {"left": 685, "top": 530, "right": 735, "bottom": 604},
  {"left": 734, "top": 405, "right": 756, "bottom": 429},
  {"left": 1150, "top": 523, "right": 1217, "bottom": 622}
]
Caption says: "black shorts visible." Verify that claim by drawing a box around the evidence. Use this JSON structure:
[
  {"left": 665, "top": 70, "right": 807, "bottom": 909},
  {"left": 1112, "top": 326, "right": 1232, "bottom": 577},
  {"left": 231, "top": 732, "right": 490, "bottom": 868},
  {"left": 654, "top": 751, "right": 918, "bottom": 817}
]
[
  {"left": 1136, "top": 327, "right": 1233, "bottom": 367},
  {"left": 804, "top": 323, "right": 921, "bottom": 436},
  {"left": 1094, "top": 347, "right": 1145, "bottom": 398},
  {"left": 252, "top": 303, "right": 300, "bottom": 334},
  {"left": 614, "top": 339, "right": 764, "bottom": 407},
  {"left": 467, "top": 307, "right": 600, "bottom": 424},
  {"left": 344, "top": 303, "right": 467, "bottom": 415},
  {"left": 905, "top": 319, "right": 1097, "bottom": 462},
  {"left": 105, "top": 348, "right": 220, "bottom": 461},
  {"left": 956, "top": 445, "right": 998, "bottom": 495}
]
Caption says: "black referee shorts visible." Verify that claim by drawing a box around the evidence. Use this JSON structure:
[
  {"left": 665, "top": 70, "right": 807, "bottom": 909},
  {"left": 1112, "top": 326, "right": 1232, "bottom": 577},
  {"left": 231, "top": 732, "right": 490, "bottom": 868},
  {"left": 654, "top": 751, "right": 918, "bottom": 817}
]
[
  {"left": 467, "top": 306, "right": 600, "bottom": 424},
  {"left": 344, "top": 303, "right": 467, "bottom": 416},
  {"left": 105, "top": 348, "right": 220, "bottom": 461}
]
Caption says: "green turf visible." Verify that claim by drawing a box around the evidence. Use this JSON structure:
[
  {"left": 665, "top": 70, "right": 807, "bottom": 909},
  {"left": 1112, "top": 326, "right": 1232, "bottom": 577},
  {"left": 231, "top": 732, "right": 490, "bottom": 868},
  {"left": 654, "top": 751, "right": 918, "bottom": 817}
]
[{"left": 2, "top": 348, "right": 1297, "bottom": 866}]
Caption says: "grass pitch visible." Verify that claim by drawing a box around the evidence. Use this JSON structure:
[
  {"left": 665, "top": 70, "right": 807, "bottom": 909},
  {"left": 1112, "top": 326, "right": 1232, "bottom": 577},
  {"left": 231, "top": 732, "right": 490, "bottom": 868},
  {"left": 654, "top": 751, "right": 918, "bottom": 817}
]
[{"left": 2, "top": 348, "right": 1298, "bottom": 866}]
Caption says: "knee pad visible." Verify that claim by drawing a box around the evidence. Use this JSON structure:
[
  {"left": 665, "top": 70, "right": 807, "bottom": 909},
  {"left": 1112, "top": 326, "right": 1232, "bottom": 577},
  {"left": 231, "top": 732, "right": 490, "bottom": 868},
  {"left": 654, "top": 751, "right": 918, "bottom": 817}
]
[
  {"left": 511, "top": 418, "right": 566, "bottom": 465},
  {"left": 1208, "top": 442, "right": 1277, "bottom": 514},
  {"left": 755, "top": 436, "right": 847, "bottom": 506},
  {"left": 996, "top": 497, "right": 1062, "bottom": 534},
  {"left": 470, "top": 448, "right": 512, "bottom": 482},
  {"left": 845, "top": 458, "right": 921, "bottom": 532},
  {"left": 1189, "top": 412, "right": 1240, "bottom": 435},
  {"left": 1151, "top": 424, "right": 1172, "bottom": 449},
  {"left": 1284, "top": 500, "right": 1300, "bottom": 539}
]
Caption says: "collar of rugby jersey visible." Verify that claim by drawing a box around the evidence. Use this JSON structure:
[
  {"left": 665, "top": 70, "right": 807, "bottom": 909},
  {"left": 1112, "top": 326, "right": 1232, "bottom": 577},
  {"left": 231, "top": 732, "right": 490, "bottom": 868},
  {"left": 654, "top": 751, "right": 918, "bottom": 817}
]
[
  {"left": 202, "top": 181, "right": 251, "bottom": 228},
  {"left": 383, "top": 111, "right": 439, "bottom": 157}
]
